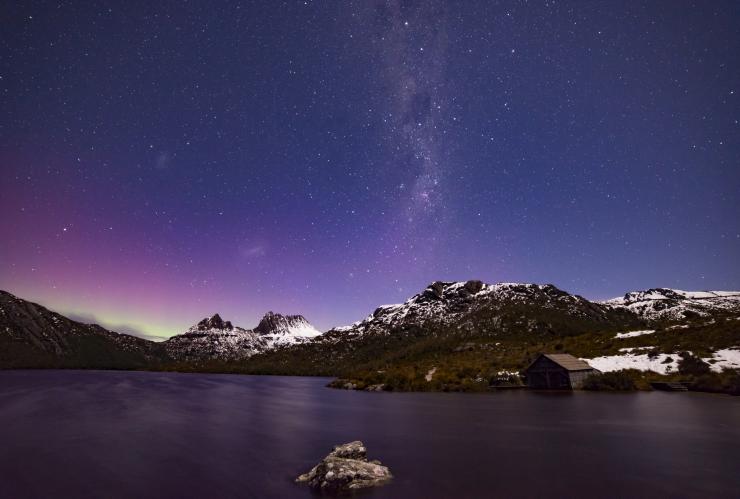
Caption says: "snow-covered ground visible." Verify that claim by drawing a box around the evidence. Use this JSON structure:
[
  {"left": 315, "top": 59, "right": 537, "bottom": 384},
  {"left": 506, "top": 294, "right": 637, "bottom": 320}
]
[
  {"left": 583, "top": 348, "right": 740, "bottom": 375},
  {"left": 614, "top": 329, "right": 656, "bottom": 339},
  {"left": 260, "top": 321, "right": 321, "bottom": 346},
  {"left": 705, "top": 349, "right": 740, "bottom": 372},
  {"left": 584, "top": 352, "right": 680, "bottom": 374},
  {"left": 667, "top": 324, "right": 690, "bottom": 330}
]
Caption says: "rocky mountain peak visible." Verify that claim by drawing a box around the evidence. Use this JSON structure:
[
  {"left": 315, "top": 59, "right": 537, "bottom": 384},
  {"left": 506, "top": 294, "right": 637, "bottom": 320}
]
[
  {"left": 617, "top": 288, "right": 683, "bottom": 304},
  {"left": 416, "top": 280, "right": 485, "bottom": 303},
  {"left": 195, "top": 313, "right": 233, "bottom": 331},
  {"left": 330, "top": 280, "right": 628, "bottom": 341},
  {"left": 164, "top": 309, "right": 321, "bottom": 362},
  {"left": 254, "top": 311, "right": 315, "bottom": 336}
]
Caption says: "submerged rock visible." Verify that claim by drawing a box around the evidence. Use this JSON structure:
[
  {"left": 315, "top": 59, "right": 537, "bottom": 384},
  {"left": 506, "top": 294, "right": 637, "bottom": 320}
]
[{"left": 296, "top": 441, "right": 392, "bottom": 493}]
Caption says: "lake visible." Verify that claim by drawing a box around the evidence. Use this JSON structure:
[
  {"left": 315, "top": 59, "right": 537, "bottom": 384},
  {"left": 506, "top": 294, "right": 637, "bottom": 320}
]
[{"left": 0, "top": 370, "right": 739, "bottom": 498}]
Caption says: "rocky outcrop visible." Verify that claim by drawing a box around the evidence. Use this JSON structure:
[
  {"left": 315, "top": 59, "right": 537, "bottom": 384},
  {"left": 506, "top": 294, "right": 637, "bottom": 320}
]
[
  {"left": 194, "top": 314, "right": 233, "bottom": 331},
  {"left": 253, "top": 311, "right": 321, "bottom": 345},
  {"left": 604, "top": 288, "right": 740, "bottom": 322},
  {"left": 296, "top": 441, "right": 392, "bottom": 493},
  {"left": 163, "top": 317, "right": 266, "bottom": 362}
]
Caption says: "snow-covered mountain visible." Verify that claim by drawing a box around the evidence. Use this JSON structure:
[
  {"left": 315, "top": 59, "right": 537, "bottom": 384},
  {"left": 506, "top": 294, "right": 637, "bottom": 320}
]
[
  {"left": 163, "top": 314, "right": 267, "bottom": 361},
  {"left": 603, "top": 288, "right": 740, "bottom": 321},
  {"left": 254, "top": 311, "right": 321, "bottom": 345},
  {"left": 163, "top": 311, "right": 321, "bottom": 361},
  {"left": 312, "top": 282, "right": 740, "bottom": 354},
  {"left": 321, "top": 280, "right": 640, "bottom": 343},
  {"left": 3, "top": 282, "right": 738, "bottom": 371}
]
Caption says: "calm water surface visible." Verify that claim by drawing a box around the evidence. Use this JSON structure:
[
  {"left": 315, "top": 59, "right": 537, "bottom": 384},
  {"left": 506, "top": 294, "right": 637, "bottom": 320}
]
[{"left": 1, "top": 370, "right": 739, "bottom": 499}]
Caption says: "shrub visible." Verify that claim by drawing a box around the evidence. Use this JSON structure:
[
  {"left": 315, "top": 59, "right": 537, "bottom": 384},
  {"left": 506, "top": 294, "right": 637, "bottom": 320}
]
[
  {"left": 678, "top": 352, "right": 711, "bottom": 376},
  {"left": 690, "top": 370, "right": 740, "bottom": 396},
  {"left": 581, "top": 371, "right": 637, "bottom": 391}
]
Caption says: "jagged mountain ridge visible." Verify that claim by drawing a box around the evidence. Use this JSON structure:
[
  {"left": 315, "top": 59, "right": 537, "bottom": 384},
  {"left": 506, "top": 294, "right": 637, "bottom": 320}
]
[
  {"left": 0, "top": 290, "right": 164, "bottom": 368},
  {"left": 322, "top": 280, "right": 642, "bottom": 343},
  {"left": 0, "top": 289, "right": 323, "bottom": 366},
  {"left": 2, "top": 282, "right": 738, "bottom": 371},
  {"left": 321, "top": 281, "right": 740, "bottom": 343},
  {"left": 248, "top": 280, "right": 649, "bottom": 376},
  {"left": 163, "top": 311, "right": 321, "bottom": 361},
  {"left": 162, "top": 314, "right": 266, "bottom": 362},
  {"left": 603, "top": 288, "right": 740, "bottom": 321},
  {"left": 243, "top": 280, "right": 740, "bottom": 378}
]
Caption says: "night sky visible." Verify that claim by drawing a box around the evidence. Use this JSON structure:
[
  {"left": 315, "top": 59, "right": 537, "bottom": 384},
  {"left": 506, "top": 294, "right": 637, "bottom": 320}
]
[{"left": 2, "top": 1, "right": 739, "bottom": 339}]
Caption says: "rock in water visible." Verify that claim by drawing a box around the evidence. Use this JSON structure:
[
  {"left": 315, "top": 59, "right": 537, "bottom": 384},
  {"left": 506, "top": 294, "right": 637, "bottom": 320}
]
[
  {"left": 296, "top": 441, "right": 392, "bottom": 493},
  {"left": 326, "top": 440, "right": 367, "bottom": 460}
]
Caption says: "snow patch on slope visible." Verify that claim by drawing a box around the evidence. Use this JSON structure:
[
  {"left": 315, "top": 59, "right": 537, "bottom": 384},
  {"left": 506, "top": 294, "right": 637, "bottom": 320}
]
[
  {"left": 584, "top": 348, "right": 740, "bottom": 375},
  {"left": 614, "top": 329, "right": 656, "bottom": 339},
  {"left": 705, "top": 349, "right": 740, "bottom": 372},
  {"left": 584, "top": 353, "right": 680, "bottom": 374}
]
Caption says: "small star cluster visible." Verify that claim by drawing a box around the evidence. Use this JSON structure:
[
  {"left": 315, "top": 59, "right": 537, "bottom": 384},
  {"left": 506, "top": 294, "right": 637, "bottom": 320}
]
[{"left": 1, "top": 1, "right": 738, "bottom": 337}]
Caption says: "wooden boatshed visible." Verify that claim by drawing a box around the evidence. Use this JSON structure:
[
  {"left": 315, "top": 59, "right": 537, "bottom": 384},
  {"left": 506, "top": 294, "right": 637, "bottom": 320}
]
[{"left": 525, "top": 353, "right": 600, "bottom": 389}]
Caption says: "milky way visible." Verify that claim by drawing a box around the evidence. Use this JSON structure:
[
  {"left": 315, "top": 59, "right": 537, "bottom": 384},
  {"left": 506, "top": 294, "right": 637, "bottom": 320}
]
[{"left": 1, "top": 1, "right": 738, "bottom": 338}]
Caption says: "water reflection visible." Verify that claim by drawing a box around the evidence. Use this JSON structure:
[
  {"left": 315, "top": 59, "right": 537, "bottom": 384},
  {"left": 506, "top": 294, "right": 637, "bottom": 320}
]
[{"left": 0, "top": 370, "right": 739, "bottom": 499}]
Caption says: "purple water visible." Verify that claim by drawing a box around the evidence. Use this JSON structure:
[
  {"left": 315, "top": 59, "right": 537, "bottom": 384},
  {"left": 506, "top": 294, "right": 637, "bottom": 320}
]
[{"left": 1, "top": 370, "right": 739, "bottom": 498}]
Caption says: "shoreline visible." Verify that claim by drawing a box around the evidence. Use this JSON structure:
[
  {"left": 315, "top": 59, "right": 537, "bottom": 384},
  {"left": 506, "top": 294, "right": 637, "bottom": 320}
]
[{"left": 2, "top": 367, "right": 738, "bottom": 397}]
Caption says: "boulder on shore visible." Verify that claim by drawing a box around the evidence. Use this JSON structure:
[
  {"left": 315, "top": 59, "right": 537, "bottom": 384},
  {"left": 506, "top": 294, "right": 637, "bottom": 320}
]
[{"left": 296, "top": 441, "right": 392, "bottom": 493}]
